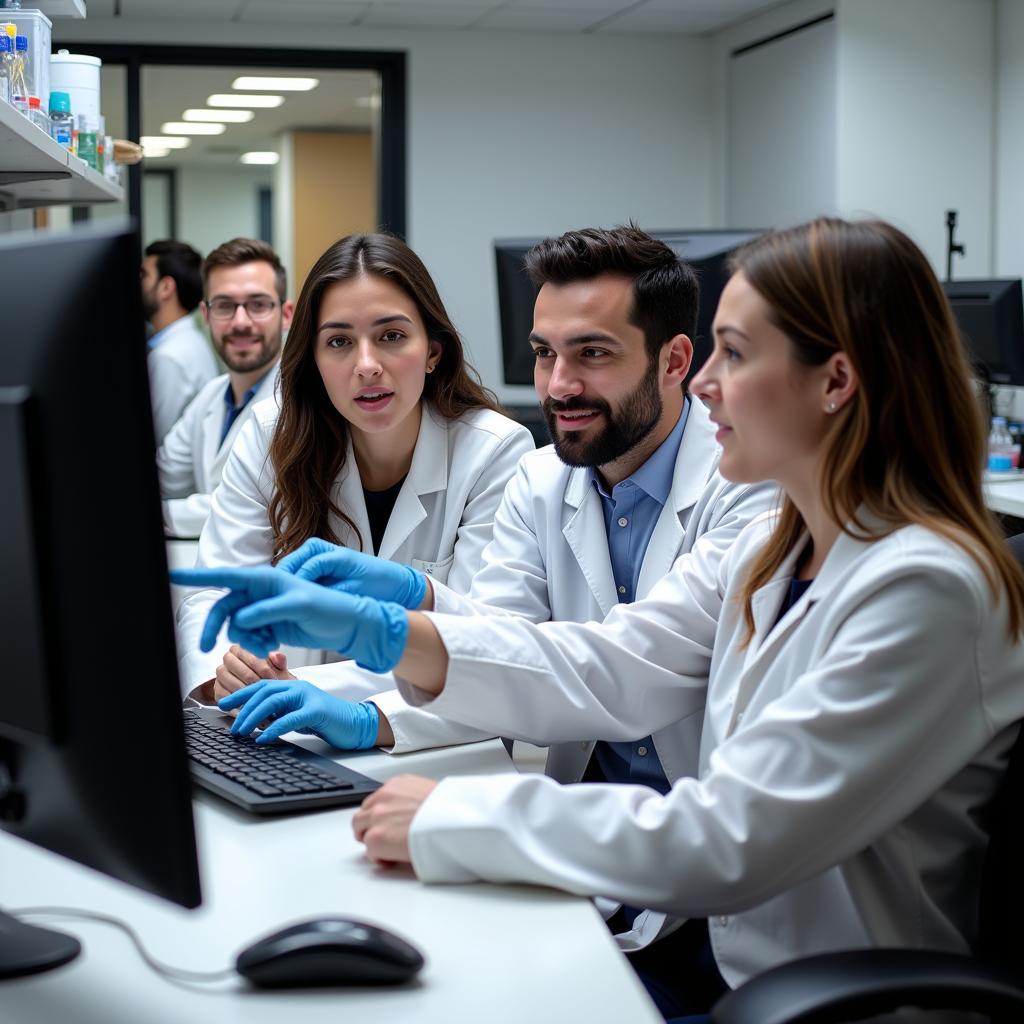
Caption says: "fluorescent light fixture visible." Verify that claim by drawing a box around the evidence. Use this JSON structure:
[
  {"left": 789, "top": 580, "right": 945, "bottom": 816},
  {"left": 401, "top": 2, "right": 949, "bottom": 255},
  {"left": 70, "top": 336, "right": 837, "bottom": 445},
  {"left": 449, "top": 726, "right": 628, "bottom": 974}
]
[
  {"left": 232, "top": 76, "right": 318, "bottom": 92},
  {"left": 355, "top": 95, "right": 381, "bottom": 109},
  {"left": 140, "top": 135, "right": 190, "bottom": 150},
  {"left": 160, "top": 121, "right": 227, "bottom": 136},
  {"left": 207, "top": 93, "right": 284, "bottom": 108},
  {"left": 240, "top": 152, "right": 280, "bottom": 165},
  {"left": 182, "top": 108, "right": 254, "bottom": 123},
  {"left": 143, "top": 148, "right": 171, "bottom": 159}
]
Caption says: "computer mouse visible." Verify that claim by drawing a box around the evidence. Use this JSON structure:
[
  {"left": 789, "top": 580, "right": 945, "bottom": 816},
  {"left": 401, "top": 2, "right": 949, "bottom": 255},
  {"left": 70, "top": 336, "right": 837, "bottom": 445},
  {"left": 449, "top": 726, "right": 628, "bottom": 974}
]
[{"left": 235, "top": 917, "right": 425, "bottom": 988}]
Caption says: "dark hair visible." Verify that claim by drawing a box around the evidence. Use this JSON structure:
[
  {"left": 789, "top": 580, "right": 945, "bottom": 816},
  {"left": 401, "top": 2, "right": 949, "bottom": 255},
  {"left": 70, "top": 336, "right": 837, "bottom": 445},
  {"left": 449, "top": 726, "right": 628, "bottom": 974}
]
[
  {"left": 268, "top": 232, "right": 502, "bottom": 561},
  {"left": 525, "top": 225, "right": 699, "bottom": 360},
  {"left": 144, "top": 239, "right": 203, "bottom": 312},
  {"left": 730, "top": 217, "right": 1024, "bottom": 639},
  {"left": 202, "top": 237, "right": 287, "bottom": 300}
]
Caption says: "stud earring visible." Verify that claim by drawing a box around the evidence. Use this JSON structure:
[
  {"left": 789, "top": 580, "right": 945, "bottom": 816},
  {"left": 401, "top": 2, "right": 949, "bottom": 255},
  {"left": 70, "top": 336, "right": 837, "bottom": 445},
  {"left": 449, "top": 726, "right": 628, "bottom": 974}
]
[{"left": 826, "top": 401, "right": 837, "bottom": 413}]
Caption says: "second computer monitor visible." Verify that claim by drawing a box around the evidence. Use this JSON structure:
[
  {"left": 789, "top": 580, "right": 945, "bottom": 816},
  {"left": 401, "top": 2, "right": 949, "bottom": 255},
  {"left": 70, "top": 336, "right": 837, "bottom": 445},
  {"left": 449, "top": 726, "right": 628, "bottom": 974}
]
[{"left": 943, "top": 278, "right": 1024, "bottom": 386}]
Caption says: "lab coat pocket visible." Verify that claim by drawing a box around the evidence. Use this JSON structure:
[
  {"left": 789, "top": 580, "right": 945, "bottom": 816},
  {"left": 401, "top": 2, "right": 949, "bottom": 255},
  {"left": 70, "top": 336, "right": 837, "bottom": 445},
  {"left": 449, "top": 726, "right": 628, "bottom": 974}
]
[{"left": 411, "top": 553, "right": 456, "bottom": 585}]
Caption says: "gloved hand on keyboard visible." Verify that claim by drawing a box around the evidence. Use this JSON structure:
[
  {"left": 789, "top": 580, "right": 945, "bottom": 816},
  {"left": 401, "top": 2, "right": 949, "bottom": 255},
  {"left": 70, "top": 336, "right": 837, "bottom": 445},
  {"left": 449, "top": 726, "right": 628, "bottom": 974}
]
[
  {"left": 276, "top": 537, "right": 428, "bottom": 609},
  {"left": 169, "top": 566, "right": 409, "bottom": 672},
  {"left": 219, "top": 679, "right": 381, "bottom": 749}
]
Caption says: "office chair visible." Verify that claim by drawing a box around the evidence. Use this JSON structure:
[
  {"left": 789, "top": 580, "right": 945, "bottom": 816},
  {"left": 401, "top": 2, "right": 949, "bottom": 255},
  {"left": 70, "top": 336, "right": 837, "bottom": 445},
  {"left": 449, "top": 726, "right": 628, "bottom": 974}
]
[{"left": 709, "top": 536, "right": 1024, "bottom": 1024}]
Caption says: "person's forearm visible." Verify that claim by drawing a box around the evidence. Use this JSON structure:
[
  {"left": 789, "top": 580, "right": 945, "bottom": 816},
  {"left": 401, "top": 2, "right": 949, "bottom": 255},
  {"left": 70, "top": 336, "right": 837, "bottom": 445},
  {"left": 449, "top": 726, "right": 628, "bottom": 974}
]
[
  {"left": 393, "top": 612, "right": 448, "bottom": 696},
  {"left": 369, "top": 704, "right": 396, "bottom": 746},
  {"left": 416, "top": 577, "right": 435, "bottom": 612}
]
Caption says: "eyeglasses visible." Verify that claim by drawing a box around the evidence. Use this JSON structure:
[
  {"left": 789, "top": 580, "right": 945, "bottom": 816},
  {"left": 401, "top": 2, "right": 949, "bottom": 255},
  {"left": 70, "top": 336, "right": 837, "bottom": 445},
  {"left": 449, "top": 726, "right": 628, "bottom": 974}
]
[{"left": 206, "top": 297, "right": 278, "bottom": 320}]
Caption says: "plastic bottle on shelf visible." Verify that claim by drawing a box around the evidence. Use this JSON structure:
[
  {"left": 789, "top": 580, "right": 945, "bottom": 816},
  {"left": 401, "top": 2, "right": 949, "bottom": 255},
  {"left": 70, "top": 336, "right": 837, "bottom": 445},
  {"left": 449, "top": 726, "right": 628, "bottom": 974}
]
[
  {"left": 9, "top": 32, "right": 27, "bottom": 115},
  {"left": 0, "top": 34, "right": 11, "bottom": 105},
  {"left": 26, "top": 94, "right": 47, "bottom": 132},
  {"left": 48, "top": 89, "right": 72, "bottom": 148},
  {"left": 988, "top": 416, "right": 1020, "bottom": 471}
]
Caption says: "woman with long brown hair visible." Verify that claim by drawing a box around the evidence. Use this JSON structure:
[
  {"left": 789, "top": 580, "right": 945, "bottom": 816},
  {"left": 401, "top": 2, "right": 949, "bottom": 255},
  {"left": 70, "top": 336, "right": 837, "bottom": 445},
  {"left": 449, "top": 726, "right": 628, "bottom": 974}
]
[
  {"left": 176, "top": 233, "right": 533, "bottom": 695},
  {"left": 178, "top": 217, "right": 1024, "bottom": 1020}
]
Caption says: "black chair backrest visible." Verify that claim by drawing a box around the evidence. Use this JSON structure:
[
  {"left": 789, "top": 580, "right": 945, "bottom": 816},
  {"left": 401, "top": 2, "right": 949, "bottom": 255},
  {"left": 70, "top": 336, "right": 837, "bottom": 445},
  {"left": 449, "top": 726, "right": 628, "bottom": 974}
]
[{"left": 977, "top": 532, "right": 1024, "bottom": 968}]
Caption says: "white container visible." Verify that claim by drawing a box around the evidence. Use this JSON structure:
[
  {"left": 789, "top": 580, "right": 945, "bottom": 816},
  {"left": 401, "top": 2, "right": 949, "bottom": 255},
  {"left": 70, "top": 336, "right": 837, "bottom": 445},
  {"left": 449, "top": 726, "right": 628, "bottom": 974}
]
[
  {"left": 49, "top": 49, "right": 100, "bottom": 130},
  {"left": 2, "top": 8, "right": 50, "bottom": 108}
]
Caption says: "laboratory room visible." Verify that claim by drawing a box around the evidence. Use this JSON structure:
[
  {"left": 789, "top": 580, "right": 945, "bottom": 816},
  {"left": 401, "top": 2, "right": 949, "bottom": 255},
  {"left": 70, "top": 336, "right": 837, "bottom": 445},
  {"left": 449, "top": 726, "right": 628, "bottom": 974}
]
[{"left": 3, "top": 0, "right": 1024, "bottom": 1022}]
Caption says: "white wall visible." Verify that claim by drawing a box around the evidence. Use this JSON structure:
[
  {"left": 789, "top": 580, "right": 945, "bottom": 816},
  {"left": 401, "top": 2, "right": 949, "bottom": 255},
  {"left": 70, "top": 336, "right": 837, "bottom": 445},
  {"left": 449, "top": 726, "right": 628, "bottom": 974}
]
[
  {"left": 55, "top": 18, "right": 714, "bottom": 402},
  {"left": 835, "top": 0, "right": 995, "bottom": 276},
  {"left": 169, "top": 165, "right": 273, "bottom": 260},
  {"left": 996, "top": 0, "right": 1024, "bottom": 278}
]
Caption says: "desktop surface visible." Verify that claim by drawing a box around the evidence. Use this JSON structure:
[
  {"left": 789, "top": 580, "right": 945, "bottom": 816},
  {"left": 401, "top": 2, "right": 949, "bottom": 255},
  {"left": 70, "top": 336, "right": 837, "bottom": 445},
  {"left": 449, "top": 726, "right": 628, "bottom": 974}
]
[{"left": 1, "top": 739, "right": 661, "bottom": 1024}]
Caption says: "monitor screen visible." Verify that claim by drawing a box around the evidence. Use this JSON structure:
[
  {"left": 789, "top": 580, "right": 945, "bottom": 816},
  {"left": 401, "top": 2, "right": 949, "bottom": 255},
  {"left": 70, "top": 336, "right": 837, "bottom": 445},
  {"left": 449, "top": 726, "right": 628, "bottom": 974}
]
[
  {"left": 495, "top": 229, "right": 765, "bottom": 387},
  {"left": 942, "top": 279, "right": 1024, "bottom": 387},
  {"left": 0, "top": 225, "right": 201, "bottom": 948}
]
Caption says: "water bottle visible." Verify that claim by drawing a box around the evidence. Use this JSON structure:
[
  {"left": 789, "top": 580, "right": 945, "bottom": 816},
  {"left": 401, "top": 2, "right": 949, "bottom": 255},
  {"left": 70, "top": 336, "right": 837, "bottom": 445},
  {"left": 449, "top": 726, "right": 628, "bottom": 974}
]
[
  {"left": 48, "top": 89, "right": 72, "bottom": 149},
  {"left": 988, "top": 416, "right": 1020, "bottom": 471}
]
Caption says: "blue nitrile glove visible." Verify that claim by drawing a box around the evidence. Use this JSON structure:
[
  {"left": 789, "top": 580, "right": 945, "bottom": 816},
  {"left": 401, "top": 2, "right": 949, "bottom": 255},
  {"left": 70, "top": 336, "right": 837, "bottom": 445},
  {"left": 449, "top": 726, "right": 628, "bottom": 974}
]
[
  {"left": 219, "top": 679, "right": 380, "bottom": 749},
  {"left": 169, "top": 566, "right": 409, "bottom": 672},
  {"left": 277, "top": 537, "right": 427, "bottom": 609}
]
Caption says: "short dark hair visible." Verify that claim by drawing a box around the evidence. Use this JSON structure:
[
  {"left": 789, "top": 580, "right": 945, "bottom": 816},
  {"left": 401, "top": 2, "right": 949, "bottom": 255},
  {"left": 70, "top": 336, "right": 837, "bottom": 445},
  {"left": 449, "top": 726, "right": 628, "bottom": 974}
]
[
  {"left": 144, "top": 239, "right": 203, "bottom": 312},
  {"left": 202, "top": 237, "right": 288, "bottom": 301},
  {"left": 524, "top": 225, "right": 699, "bottom": 360}
]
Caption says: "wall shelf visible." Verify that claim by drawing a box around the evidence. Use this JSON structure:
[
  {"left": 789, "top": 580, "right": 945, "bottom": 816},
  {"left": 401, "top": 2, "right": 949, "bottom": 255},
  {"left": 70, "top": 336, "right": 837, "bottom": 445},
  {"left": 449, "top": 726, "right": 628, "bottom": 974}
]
[
  {"left": 0, "top": 99, "right": 123, "bottom": 210},
  {"left": 29, "top": 0, "right": 87, "bottom": 19}
]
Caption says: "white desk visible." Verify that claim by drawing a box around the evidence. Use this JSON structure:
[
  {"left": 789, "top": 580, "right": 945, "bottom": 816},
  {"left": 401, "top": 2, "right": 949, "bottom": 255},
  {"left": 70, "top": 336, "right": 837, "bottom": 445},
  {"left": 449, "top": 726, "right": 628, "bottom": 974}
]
[
  {"left": 0, "top": 739, "right": 660, "bottom": 1024},
  {"left": 984, "top": 473, "right": 1024, "bottom": 518}
]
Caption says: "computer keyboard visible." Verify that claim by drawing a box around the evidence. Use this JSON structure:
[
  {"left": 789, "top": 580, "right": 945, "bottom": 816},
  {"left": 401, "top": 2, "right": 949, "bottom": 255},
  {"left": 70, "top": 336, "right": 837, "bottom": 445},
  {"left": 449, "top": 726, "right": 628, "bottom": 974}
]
[{"left": 183, "top": 707, "right": 381, "bottom": 815}]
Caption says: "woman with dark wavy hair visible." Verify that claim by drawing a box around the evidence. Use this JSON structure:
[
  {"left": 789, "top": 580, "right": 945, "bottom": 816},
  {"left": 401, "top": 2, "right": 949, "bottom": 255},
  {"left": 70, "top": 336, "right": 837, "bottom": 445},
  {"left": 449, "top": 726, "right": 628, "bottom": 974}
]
[{"left": 176, "top": 233, "right": 533, "bottom": 696}]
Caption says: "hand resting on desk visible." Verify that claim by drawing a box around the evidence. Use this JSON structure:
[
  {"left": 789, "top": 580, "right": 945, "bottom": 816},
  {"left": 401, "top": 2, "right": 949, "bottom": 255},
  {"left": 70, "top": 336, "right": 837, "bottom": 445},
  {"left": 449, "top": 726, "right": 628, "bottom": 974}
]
[{"left": 352, "top": 775, "right": 439, "bottom": 866}]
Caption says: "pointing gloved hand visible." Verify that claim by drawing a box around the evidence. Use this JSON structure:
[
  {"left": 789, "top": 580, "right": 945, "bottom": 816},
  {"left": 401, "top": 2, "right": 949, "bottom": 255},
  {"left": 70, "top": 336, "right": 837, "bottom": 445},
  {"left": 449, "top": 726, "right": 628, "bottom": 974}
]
[
  {"left": 169, "top": 566, "right": 409, "bottom": 672},
  {"left": 219, "top": 679, "right": 381, "bottom": 749},
  {"left": 276, "top": 538, "right": 428, "bottom": 609}
]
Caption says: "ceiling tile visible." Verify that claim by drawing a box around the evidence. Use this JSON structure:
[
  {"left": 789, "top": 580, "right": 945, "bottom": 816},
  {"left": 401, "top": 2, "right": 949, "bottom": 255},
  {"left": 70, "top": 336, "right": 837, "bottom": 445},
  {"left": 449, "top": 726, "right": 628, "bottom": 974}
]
[
  {"left": 499, "top": 0, "right": 628, "bottom": 8},
  {"left": 240, "top": 1, "right": 368, "bottom": 24},
  {"left": 360, "top": 4, "right": 485, "bottom": 28},
  {"left": 120, "top": 0, "right": 242, "bottom": 20},
  {"left": 477, "top": 8, "right": 607, "bottom": 32},
  {"left": 598, "top": 9, "right": 733, "bottom": 33}
]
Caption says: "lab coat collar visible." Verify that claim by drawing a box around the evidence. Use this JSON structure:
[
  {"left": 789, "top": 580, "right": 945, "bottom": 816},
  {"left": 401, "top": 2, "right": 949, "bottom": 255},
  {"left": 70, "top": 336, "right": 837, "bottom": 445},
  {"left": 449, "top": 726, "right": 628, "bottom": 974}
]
[
  {"left": 148, "top": 311, "right": 204, "bottom": 351},
  {"left": 745, "top": 507, "right": 885, "bottom": 662},
  {"left": 376, "top": 403, "right": 448, "bottom": 560}
]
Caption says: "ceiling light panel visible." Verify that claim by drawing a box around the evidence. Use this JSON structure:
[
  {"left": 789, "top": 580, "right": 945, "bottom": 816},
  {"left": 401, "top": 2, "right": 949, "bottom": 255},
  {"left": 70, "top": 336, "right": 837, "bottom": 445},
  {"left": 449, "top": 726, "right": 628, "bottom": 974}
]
[
  {"left": 231, "top": 76, "right": 319, "bottom": 91},
  {"left": 207, "top": 93, "right": 284, "bottom": 108},
  {"left": 140, "top": 135, "right": 191, "bottom": 149},
  {"left": 161, "top": 121, "right": 227, "bottom": 135},
  {"left": 182, "top": 108, "right": 254, "bottom": 123},
  {"left": 240, "top": 152, "right": 280, "bottom": 165}
]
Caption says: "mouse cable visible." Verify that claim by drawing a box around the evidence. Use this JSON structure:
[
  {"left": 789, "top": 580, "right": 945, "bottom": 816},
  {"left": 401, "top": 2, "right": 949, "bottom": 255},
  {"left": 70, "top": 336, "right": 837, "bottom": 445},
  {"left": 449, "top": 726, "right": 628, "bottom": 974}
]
[{"left": 10, "top": 906, "right": 237, "bottom": 986}]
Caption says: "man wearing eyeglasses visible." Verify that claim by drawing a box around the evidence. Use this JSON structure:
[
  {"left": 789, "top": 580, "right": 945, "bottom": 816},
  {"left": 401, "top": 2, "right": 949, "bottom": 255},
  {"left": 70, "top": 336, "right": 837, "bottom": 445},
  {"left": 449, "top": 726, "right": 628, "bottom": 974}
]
[{"left": 156, "top": 238, "right": 293, "bottom": 539}]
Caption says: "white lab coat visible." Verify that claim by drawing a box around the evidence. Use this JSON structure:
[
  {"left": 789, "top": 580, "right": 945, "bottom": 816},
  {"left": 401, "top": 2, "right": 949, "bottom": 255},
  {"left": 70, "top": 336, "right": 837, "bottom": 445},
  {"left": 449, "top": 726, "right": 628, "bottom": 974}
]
[
  {"left": 401, "top": 514, "right": 1024, "bottom": 988},
  {"left": 147, "top": 314, "right": 220, "bottom": 443},
  {"left": 176, "top": 400, "right": 534, "bottom": 693},
  {"left": 373, "top": 400, "right": 777, "bottom": 789},
  {"left": 157, "top": 365, "right": 279, "bottom": 539}
]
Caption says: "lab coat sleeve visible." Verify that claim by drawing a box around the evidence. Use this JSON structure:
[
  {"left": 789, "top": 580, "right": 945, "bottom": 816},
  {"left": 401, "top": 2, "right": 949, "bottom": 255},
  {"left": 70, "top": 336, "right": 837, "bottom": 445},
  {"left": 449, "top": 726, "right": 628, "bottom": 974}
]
[
  {"left": 409, "top": 561, "right": 1008, "bottom": 914},
  {"left": 148, "top": 347, "right": 193, "bottom": 444},
  {"left": 442, "top": 425, "right": 535, "bottom": 596},
  {"left": 162, "top": 494, "right": 212, "bottom": 540},
  {"left": 157, "top": 390, "right": 207, "bottom": 539},
  {"left": 400, "top": 520, "right": 733, "bottom": 743},
  {"left": 175, "top": 416, "right": 276, "bottom": 692}
]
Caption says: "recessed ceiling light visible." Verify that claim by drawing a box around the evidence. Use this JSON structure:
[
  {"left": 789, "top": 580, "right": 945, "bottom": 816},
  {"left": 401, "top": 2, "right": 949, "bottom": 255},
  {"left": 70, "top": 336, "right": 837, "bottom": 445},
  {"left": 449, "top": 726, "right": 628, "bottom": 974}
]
[
  {"left": 140, "top": 135, "right": 190, "bottom": 150},
  {"left": 232, "top": 76, "right": 318, "bottom": 91},
  {"left": 240, "top": 152, "right": 280, "bottom": 165},
  {"left": 160, "top": 122, "right": 227, "bottom": 136},
  {"left": 182, "top": 108, "right": 254, "bottom": 123},
  {"left": 143, "top": 148, "right": 171, "bottom": 159},
  {"left": 207, "top": 93, "right": 284, "bottom": 108}
]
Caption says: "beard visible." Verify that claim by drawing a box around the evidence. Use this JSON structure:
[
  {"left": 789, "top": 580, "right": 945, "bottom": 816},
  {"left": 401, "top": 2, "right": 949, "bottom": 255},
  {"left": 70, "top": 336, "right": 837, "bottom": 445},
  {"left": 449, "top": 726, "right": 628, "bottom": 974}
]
[
  {"left": 140, "top": 283, "right": 159, "bottom": 321},
  {"left": 543, "top": 356, "right": 663, "bottom": 468},
  {"left": 214, "top": 329, "right": 281, "bottom": 374}
]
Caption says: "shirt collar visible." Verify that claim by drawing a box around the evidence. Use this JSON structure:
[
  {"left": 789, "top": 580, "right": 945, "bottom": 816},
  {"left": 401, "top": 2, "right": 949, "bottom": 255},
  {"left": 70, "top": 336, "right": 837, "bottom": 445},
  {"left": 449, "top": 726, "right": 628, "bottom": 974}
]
[
  {"left": 588, "top": 398, "right": 689, "bottom": 505},
  {"left": 148, "top": 312, "right": 198, "bottom": 350},
  {"left": 223, "top": 368, "right": 272, "bottom": 412}
]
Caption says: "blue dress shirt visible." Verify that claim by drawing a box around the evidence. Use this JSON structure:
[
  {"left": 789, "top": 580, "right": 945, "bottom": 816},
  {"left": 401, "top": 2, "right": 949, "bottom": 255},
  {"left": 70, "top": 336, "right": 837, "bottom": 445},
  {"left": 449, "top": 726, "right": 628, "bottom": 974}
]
[
  {"left": 590, "top": 400, "right": 689, "bottom": 795},
  {"left": 219, "top": 374, "right": 268, "bottom": 448}
]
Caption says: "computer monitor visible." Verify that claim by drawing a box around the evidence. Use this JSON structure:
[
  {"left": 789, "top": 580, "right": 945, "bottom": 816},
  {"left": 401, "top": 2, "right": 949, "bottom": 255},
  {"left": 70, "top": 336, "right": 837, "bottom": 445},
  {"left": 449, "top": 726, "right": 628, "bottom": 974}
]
[
  {"left": 0, "top": 224, "right": 200, "bottom": 978},
  {"left": 495, "top": 229, "right": 765, "bottom": 386},
  {"left": 942, "top": 279, "right": 1024, "bottom": 386}
]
